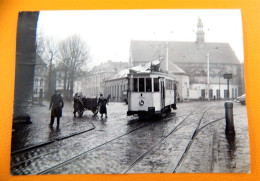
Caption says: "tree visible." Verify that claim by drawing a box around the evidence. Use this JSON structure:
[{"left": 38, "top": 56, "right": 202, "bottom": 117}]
[
  {"left": 36, "top": 33, "right": 58, "bottom": 98},
  {"left": 58, "top": 35, "right": 89, "bottom": 100}
]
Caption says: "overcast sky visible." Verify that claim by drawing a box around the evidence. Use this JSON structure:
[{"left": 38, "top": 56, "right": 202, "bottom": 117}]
[{"left": 37, "top": 9, "right": 244, "bottom": 66}]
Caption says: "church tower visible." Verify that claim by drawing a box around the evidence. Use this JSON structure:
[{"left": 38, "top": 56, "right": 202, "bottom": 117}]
[{"left": 196, "top": 17, "right": 205, "bottom": 47}]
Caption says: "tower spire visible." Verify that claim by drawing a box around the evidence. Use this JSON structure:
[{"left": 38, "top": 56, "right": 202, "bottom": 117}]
[{"left": 196, "top": 17, "right": 205, "bottom": 47}]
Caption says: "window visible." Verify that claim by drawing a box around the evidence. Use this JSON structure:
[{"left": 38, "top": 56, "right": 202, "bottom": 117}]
[
  {"left": 146, "top": 78, "right": 152, "bottom": 92},
  {"left": 40, "top": 78, "right": 44, "bottom": 86},
  {"left": 154, "top": 78, "right": 159, "bottom": 92},
  {"left": 201, "top": 89, "right": 205, "bottom": 98},
  {"left": 34, "top": 89, "right": 38, "bottom": 96},
  {"left": 224, "top": 90, "right": 228, "bottom": 99},
  {"left": 216, "top": 89, "right": 220, "bottom": 98},
  {"left": 133, "top": 78, "right": 138, "bottom": 92},
  {"left": 209, "top": 89, "right": 213, "bottom": 99},
  {"left": 139, "top": 78, "right": 144, "bottom": 92},
  {"left": 34, "top": 78, "right": 38, "bottom": 86}
]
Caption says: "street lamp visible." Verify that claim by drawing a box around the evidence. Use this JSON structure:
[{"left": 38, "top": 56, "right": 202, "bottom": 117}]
[{"left": 207, "top": 52, "right": 210, "bottom": 101}]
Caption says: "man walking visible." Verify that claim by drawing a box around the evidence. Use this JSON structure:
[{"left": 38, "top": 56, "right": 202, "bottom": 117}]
[
  {"left": 98, "top": 93, "right": 107, "bottom": 118},
  {"left": 49, "top": 90, "right": 64, "bottom": 128}
]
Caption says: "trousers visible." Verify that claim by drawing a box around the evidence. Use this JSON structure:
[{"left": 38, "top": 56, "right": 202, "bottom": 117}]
[{"left": 50, "top": 116, "right": 60, "bottom": 127}]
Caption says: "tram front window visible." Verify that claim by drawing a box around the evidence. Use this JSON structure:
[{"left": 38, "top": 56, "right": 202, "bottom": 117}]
[
  {"left": 146, "top": 78, "right": 152, "bottom": 92},
  {"left": 139, "top": 78, "right": 144, "bottom": 92},
  {"left": 154, "top": 78, "right": 159, "bottom": 92},
  {"left": 133, "top": 78, "right": 138, "bottom": 92}
]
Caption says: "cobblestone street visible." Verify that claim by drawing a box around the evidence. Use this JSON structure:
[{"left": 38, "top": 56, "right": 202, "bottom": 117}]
[{"left": 10, "top": 100, "right": 250, "bottom": 175}]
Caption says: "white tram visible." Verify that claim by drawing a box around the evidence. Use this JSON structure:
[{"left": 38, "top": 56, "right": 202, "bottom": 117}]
[{"left": 127, "top": 71, "right": 177, "bottom": 117}]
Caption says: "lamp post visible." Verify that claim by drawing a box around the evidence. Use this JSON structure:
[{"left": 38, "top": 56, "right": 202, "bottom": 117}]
[
  {"left": 207, "top": 52, "right": 210, "bottom": 101},
  {"left": 219, "top": 73, "right": 221, "bottom": 99}
]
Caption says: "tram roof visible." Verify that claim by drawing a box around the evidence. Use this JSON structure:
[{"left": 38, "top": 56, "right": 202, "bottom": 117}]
[
  {"left": 106, "top": 60, "right": 177, "bottom": 81},
  {"left": 128, "top": 71, "right": 176, "bottom": 80}
]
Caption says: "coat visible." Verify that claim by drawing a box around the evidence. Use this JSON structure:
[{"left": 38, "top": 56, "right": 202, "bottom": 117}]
[
  {"left": 50, "top": 94, "right": 64, "bottom": 117},
  {"left": 98, "top": 96, "right": 107, "bottom": 114}
]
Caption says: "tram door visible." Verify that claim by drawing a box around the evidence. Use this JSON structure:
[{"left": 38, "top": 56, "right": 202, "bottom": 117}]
[{"left": 161, "top": 80, "right": 165, "bottom": 108}]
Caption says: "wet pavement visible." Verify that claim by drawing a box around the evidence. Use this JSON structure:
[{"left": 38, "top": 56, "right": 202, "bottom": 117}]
[{"left": 10, "top": 100, "right": 250, "bottom": 175}]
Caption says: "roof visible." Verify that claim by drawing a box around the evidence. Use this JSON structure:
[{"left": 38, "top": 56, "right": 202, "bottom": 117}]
[
  {"left": 130, "top": 40, "right": 241, "bottom": 65},
  {"left": 168, "top": 61, "right": 186, "bottom": 74},
  {"left": 35, "top": 54, "right": 47, "bottom": 66},
  {"left": 91, "top": 61, "right": 128, "bottom": 73},
  {"left": 107, "top": 60, "right": 186, "bottom": 81}
]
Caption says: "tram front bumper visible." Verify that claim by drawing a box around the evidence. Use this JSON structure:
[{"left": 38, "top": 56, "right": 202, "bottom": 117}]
[{"left": 127, "top": 107, "right": 155, "bottom": 116}]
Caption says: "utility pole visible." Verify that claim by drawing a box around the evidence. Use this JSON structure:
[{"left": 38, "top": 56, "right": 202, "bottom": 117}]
[
  {"left": 207, "top": 52, "right": 210, "bottom": 101},
  {"left": 165, "top": 42, "right": 169, "bottom": 73}
]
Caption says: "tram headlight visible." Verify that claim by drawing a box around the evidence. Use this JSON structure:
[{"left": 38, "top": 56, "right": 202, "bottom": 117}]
[{"left": 139, "top": 100, "right": 144, "bottom": 106}]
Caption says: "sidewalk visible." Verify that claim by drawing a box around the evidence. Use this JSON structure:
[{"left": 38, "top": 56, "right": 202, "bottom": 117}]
[
  {"left": 178, "top": 103, "right": 250, "bottom": 173},
  {"left": 11, "top": 101, "right": 95, "bottom": 152}
]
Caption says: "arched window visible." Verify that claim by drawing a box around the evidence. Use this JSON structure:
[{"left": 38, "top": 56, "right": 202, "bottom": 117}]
[{"left": 34, "top": 78, "right": 38, "bottom": 86}]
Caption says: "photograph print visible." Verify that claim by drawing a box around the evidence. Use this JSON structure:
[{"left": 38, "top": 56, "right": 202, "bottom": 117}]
[{"left": 11, "top": 9, "right": 249, "bottom": 175}]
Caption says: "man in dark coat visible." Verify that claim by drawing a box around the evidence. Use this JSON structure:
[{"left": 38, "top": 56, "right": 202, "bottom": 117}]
[
  {"left": 73, "top": 92, "right": 84, "bottom": 117},
  {"left": 98, "top": 94, "right": 107, "bottom": 118},
  {"left": 49, "top": 90, "right": 64, "bottom": 127}
]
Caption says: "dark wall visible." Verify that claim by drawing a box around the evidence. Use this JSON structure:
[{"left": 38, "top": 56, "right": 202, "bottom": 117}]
[{"left": 13, "top": 12, "right": 39, "bottom": 120}]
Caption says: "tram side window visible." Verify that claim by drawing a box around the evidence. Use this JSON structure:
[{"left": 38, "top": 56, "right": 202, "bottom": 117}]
[
  {"left": 146, "top": 78, "right": 152, "bottom": 92},
  {"left": 133, "top": 78, "right": 138, "bottom": 92},
  {"left": 154, "top": 78, "right": 159, "bottom": 92},
  {"left": 139, "top": 78, "right": 144, "bottom": 92}
]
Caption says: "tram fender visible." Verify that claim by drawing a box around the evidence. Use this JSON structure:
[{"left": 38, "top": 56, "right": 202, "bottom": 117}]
[{"left": 148, "top": 107, "right": 155, "bottom": 115}]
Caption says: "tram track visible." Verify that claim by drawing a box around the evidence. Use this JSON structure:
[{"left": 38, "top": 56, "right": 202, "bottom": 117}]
[
  {"left": 172, "top": 112, "right": 243, "bottom": 173},
  {"left": 11, "top": 114, "right": 130, "bottom": 156},
  {"left": 36, "top": 103, "right": 206, "bottom": 175},
  {"left": 11, "top": 114, "right": 159, "bottom": 174},
  {"left": 11, "top": 116, "right": 139, "bottom": 172},
  {"left": 11, "top": 103, "right": 205, "bottom": 175},
  {"left": 36, "top": 124, "right": 148, "bottom": 175},
  {"left": 172, "top": 106, "right": 214, "bottom": 173},
  {"left": 35, "top": 112, "right": 191, "bottom": 175},
  {"left": 123, "top": 106, "right": 200, "bottom": 174},
  {"left": 123, "top": 103, "right": 211, "bottom": 173},
  {"left": 18, "top": 110, "right": 193, "bottom": 175}
]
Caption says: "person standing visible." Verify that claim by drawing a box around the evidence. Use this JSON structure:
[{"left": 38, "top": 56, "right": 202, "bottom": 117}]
[
  {"left": 49, "top": 90, "right": 64, "bottom": 127},
  {"left": 98, "top": 93, "right": 107, "bottom": 118}
]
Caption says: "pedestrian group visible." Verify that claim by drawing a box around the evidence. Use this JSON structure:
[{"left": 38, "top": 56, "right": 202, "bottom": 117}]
[{"left": 49, "top": 91, "right": 108, "bottom": 128}]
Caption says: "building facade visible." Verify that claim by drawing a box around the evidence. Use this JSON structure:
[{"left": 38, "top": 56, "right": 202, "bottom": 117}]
[
  {"left": 33, "top": 55, "right": 47, "bottom": 102},
  {"left": 74, "top": 61, "right": 129, "bottom": 98},
  {"left": 129, "top": 18, "right": 244, "bottom": 100}
]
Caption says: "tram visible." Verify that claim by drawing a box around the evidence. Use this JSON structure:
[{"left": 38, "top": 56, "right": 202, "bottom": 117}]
[{"left": 127, "top": 70, "right": 177, "bottom": 118}]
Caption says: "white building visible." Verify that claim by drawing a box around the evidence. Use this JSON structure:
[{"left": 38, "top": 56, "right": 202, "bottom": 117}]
[{"left": 33, "top": 55, "right": 47, "bottom": 101}]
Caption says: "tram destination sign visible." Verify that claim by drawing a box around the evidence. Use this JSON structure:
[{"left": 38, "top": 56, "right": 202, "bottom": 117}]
[{"left": 223, "top": 73, "right": 232, "bottom": 79}]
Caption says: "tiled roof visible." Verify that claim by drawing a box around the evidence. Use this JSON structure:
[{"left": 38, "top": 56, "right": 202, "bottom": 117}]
[{"left": 130, "top": 40, "right": 241, "bottom": 65}]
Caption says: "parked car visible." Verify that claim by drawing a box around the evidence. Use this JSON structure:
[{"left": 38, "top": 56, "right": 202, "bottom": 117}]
[{"left": 235, "top": 94, "right": 246, "bottom": 105}]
